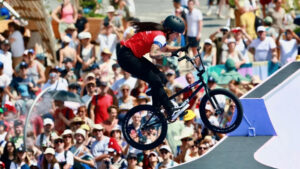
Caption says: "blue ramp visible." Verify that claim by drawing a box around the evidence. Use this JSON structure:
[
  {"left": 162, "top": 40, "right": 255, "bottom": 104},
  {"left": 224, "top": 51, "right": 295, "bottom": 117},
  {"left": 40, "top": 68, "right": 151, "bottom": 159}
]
[{"left": 229, "top": 99, "right": 276, "bottom": 136}]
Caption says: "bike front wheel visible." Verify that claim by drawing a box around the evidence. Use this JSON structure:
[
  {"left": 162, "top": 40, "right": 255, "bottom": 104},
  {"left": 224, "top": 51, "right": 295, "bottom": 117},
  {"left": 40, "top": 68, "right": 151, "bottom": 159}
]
[
  {"left": 199, "top": 89, "right": 243, "bottom": 133},
  {"left": 121, "top": 105, "right": 168, "bottom": 150}
]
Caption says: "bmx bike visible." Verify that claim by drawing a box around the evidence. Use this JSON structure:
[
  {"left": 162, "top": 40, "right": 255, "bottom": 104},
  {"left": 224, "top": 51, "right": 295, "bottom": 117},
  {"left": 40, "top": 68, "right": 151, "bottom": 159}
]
[{"left": 121, "top": 47, "right": 243, "bottom": 150}]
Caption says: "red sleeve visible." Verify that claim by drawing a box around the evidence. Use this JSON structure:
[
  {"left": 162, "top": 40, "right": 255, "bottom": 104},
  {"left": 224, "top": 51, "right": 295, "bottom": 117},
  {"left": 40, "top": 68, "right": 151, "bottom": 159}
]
[{"left": 68, "top": 108, "right": 75, "bottom": 119}]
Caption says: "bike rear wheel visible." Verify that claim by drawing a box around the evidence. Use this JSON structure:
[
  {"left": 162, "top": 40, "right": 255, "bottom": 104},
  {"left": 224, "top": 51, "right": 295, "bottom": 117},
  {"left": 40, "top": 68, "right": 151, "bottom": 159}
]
[
  {"left": 199, "top": 89, "right": 243, "bottom": 133},
  {"left": 121, "top": 105, "right": 168, "bottom": 150}
]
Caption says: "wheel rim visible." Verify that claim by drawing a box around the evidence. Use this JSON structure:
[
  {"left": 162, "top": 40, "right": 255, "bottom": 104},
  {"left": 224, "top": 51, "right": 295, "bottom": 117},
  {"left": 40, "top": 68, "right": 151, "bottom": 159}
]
[
  {"left": 122, "top": 105, "right": 167, "bottom": 150},
  {"left": 200, "top": 90, "right": 242, "bottom": 133}
]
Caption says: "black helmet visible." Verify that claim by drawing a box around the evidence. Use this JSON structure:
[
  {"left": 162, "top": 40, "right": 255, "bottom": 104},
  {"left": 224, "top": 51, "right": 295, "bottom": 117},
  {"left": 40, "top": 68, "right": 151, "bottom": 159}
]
[{"left": 163, "top": 15, "right": 185, "bottom": 33}]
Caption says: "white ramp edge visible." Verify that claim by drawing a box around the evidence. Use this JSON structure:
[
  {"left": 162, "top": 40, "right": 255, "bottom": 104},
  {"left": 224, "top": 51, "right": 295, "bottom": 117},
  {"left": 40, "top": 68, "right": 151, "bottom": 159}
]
[{"left": 254, "top": 69, "right": 300, "bottom": 169}]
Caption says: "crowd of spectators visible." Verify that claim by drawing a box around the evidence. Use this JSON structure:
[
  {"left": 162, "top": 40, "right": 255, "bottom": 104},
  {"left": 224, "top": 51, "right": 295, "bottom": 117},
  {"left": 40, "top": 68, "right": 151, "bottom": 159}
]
[{"left": 0, "top": 0, "right": 298, "bottom": 168}]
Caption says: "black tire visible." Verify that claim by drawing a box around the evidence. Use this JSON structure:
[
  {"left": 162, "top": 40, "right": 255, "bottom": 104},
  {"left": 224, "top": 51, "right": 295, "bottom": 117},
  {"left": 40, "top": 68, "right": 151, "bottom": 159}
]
[
  {"left": 199, "top": 89, "right": 243, "bottom": 133},
  {"left": 121, "top": 105, "right": 168, "bottom": 150}
]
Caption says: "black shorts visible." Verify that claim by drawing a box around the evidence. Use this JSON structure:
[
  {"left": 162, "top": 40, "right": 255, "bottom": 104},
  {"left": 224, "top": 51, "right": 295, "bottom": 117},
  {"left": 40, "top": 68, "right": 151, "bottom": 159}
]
[{"left": 187, "top": 36, "right": 200, "bottom": 47}]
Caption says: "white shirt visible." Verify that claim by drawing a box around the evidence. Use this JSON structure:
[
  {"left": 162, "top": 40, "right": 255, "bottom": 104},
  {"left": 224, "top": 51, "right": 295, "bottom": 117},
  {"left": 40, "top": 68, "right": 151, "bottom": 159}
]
[
  {"left": 55, "top": 151, "right": 74, "bottom": 166},
  {"left": 97, "top": 34, "right": 118, "bottom": 60},
  {"left": 0, "top": 50, "right": 13, "bottom": 80},
  {"left": 42, "top": 78, "right": 68, "bottom": 91},
  {"left": 48, "top": 163, "right": 60, "bottom": 169},
  {"left": 9, "top": 31, "right": 25, "bottom": 58},
  {"left": 186, "top": 8, "right": 203, "bottom": 37},
  {"left": 91, "top": 136, "right": 110, "bottom": 168},
  {"left": 279, "top": 39, "right": 298, "bottom": 65},
  {"left": 181, "top": 0, "right": 188, "bottom": 7},
  {"left": 125, "top": 0, "right": 135, "bottom": 16},
  {"left": 0, "top": 74, "right": 11, "bottom": 87},
  {"left": 111, "top": 76, "right": 137, "bottom": 97},
  {"left": 249, "top": 37, "right": 276, "bottom": 61}
]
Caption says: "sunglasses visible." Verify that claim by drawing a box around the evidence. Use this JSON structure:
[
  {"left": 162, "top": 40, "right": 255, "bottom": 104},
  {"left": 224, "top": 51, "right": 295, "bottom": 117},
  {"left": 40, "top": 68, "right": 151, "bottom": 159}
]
[
  {"left": 93, "top": 129, "right": 103, "bottom": 132},
  {"left": 54, "top": 140, "right": 63, "bottom": 144},
  {"left": 160, "top": 150, "right": 169, "bottom": 154},
  {"left": 122, "top": 89, "right": 129, "bottom": 91},
  {"left": 63, "top": 135, "right": 72, "bottom": 139},
  {"left": 199, "top": 147, "right": 208, "bottom": 150},
  {"left": 182, "top": 138, "right": 193, "bottom": 142},
  {"left": 190, "top": 145, "right": 196, "bottom": 148},
  {"left": 87, "top": 84, "right": 95, "bottom": 88}
]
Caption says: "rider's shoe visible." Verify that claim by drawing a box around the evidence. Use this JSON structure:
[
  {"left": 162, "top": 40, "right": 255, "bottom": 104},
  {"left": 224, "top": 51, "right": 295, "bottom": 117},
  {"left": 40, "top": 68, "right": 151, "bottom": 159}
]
[{"left": 166, "top": 107, "right": 180, "bottom": 121}]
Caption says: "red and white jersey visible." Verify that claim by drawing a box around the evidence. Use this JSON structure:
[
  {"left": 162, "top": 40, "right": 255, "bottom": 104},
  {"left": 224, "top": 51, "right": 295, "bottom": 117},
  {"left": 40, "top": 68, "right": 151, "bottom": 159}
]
[{"left": 121, "top": 31, "right": 166, "bottom": 58}]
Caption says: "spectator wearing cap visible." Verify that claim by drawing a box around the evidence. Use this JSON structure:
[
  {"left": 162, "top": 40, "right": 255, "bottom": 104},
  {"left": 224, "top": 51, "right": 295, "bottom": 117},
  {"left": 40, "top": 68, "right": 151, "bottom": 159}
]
[
  {"left": 10, "top": 145, "right": 30, "bottom": 169},
  {"left": 101, "top": 105, "right": 119, "bottom": 136},
  {"left": 136, "top": 93, "right": 150, "bottom": 105},
  {"left": 207, "top": 76, "right": 219, "bottom": 89},
  {"left": 126, "top": 153, "right": 141, "bottom": 169},
  {"left": 0, "top": 141, "right": 16, "bottom": 169},
  {"left": 118, "top": 84, "right": 136, "bottom": 109},
  {"left": 42, "top": 67, "right": 68, "bottom": 91},
  {"left": 186, "top": 0, "right": 203, "bottom": 61},
  {"left": 7, "top": 61, "right": 37, "bottom": 115},
  {"left": 110, "top": 125, "right": 127, "bottom": 151},
  {"left": 64, "top": 24, "right": 77, "bottom": 49},
  {"left": 68, "top": 83, "right": 80, "bottom": 95},
  {"left": 210, "top": 26, "right": 230, "bottom": 64},
  {"left": 184, "top": 140, "right": 199, "bottom": 162},
  {"left": 8, "top": 22, "right": 25, "bottom": 69},
  {"left": 40, "top": 147, "right": 60, "bottom": 169},
  {"left": 51, "top": 0, "right": 78, "bottom": 39},
  {"left": 229, "top": 27, "right": 252, "bottom": 61},
  {"left": 53, "top": 97, "right": 75, "bottom": 135},
  {"left": 104, "top": 5, "right": 123, "bottom": 32},
  {"left": 35, "top": 118, "right": 56, "bottom": 149},
  {"left": 249, "top": 26, "right": 277, "bottom": 62},
  {"left": 174, "top": 128, "right": 194, "bottom": 163},
  {"left": 81, "top": 80, "right": 96, "bottom": 103},
  {"left": 221, "top": 38, "right": 246, "bottom": 69},
  {"left": 53, "top": 136, "right": 74, "bottom": 169},
  {"left": 97, "top": 20, "right": 120, "bottom": 61},
  {"left": 144, "top": 151, "right": 159, "bottom": 169},
  {"left": 9, "top": 120, "right": 24, "bottom": 149},
  {"left": 75, "top": 9, "right": 89, "bottom": 34},
  {"left": 157, "top": 145, "right": 177, "bottom": 168},
  {"left": 100, "top": 144, "right": 126, "bottom": 169},
  {"left": 183, "top": 109, "right": 196, "bottom": 131},
  {"left": 70, "top": 116, "right": 85, "bottom": 133},
  {"left": 110, "top": 63, "right": 123, "bottom": 86},
  {"left": 76, "top": 105, "right": 94, "bottom": 127},
  {"left": 263, "top": 17, "right": 277, "bottom": 40},
  {"left": 276, "top": 28, "right": 300, "bottom": 65},
  {"left": 98, "top": 48, "right": 116, "bottom": 83},
  {"left": 61, "top": 129, "right": 74, "bottom": 151},
  {"left": 90, "top": 80, "right": 113, "bottom": 124},
  {"left": 201, "top": 39, "right": 216, "bottom": 68},
  {"left": 59, "top": 36, "right": 77, "bottom": 68},
  {"left": 70, "top": 129, "right": 95, "bottom": 168},
  {"left": 22, "top": 49, "right": 46, "bottom": 86},
  {"left": 76, "top": 31, "right": 96, "bottom": 74},
  {"left": 0, "top": 39, "right": 13, "bottom": 80},
  {"left": 90, "top": 124, "right": 110, "bottom": 168},
  {"left": 165, "top": 69, "right": 183, "bottom": 94}
]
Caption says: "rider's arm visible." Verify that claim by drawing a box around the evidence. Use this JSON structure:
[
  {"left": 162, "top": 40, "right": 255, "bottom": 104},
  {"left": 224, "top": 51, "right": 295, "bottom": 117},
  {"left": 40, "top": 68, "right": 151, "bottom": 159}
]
[{"left": 149, "top": 44, "right": 172, "bottom": 59}]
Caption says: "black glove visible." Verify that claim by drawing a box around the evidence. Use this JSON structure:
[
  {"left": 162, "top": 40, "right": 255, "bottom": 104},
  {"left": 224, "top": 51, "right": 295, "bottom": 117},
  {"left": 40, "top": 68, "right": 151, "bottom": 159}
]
[{"left": 178, "top": 44, "right": 190, "bottom": 52}]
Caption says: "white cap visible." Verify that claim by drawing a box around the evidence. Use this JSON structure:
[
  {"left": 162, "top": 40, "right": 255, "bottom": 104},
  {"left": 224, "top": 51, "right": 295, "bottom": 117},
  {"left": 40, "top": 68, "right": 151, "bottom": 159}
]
[
  {"left": 149, "top": 151, "right": 158, "bottom": 157},
  {"left": 44, "top": 147, "right": 55, "bottom": 155},
  {"left": 62, "top": 129, "right": 73, "bottom": 136},
  {"left": 62, "top": 36, "right": 71, "bottom": 43},
  {"left": 93, "top": 124, "right": 104, "bottom": 131},
  {"left": 159, "top": 145, "right": 172, "bottom": 152},
  {"left": 257, "top": 26, "right": 266, "bottom": 32},
  {"left": 43, "top": 118, "right": 54, "bottom": 126},
  {"left": 106, "top": 5, "right": 115, "bottom": 13},
  {"left": 221, "top": 26, "right": 230, "bottom": 31},
  {"left": 227, "top": 38, "right": 236, "bottom": 44},
  {"left": 111, "top": 125, "right": 122, "bottom": 132},
  {"left": 78, "top": 32, "right": 91, "bottom": 40},
  {"left": 75, "top": 128, "right": 86, "bottom": 137},
  {"left": 204, "top": 39, "right": 213, "bottom": 45}
]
